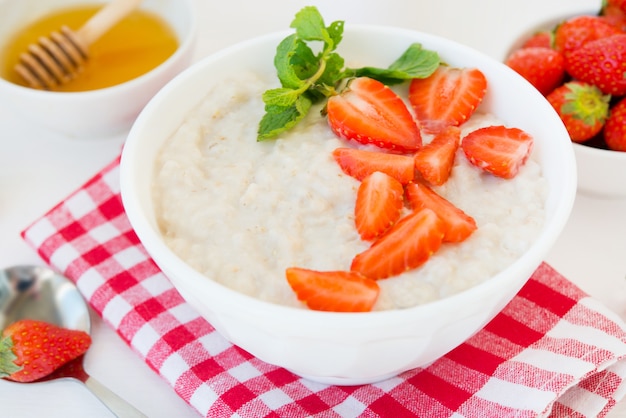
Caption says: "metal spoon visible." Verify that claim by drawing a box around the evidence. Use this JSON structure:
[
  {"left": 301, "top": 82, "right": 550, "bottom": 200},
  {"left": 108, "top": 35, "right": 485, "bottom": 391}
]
[{"left": 0, "top": 265, "right": 146, "bottom": 417}]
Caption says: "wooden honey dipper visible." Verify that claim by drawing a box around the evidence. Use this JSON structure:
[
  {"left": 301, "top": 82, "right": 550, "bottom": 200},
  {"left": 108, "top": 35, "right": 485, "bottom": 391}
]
[{"left": 15, "top": 0, "right": 143, "bottom": 90}]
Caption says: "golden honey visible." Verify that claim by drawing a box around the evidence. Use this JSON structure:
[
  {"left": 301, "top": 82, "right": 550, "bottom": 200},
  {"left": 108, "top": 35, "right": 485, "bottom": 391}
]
[{"left": 0, "top": 5, "right": 179, "bottom": 92}]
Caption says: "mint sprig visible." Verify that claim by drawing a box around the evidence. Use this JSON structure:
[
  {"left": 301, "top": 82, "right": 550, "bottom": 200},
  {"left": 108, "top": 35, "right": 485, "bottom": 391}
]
[{"left": 257, "top": 6, "right": 441, "bottom": 141}]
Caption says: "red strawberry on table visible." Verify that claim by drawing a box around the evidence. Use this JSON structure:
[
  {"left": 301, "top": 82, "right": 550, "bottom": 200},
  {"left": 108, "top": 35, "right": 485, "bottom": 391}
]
[
  {"left": 408, "top": 66, "right": 487, "bottom": 134},
  {"left": 405, "top": 182, "right": 477, "bottom": 243},
  {"left": 603, "top": 97, "right": 626, "bottom": 151},
  {"left": 461, "top": 125, "right": 534, "bottom": 179},
  {"left": 505, "top": 47, "right": 565, "bottom": 96},
  {"left": 565, "top": 34, "right": 626, "bottom": 96},
  {"left": 413, "top": 126, "right": 461, "bottom": 186},
  {"left": 355, "top": 171, "right": 404, "bottom": 241},
  {"left": 351, "top": 207, "right": 445, "bottom": 280},
  {"left": 546, "top": 81, "right": 610, "bottom": 143},
  {"left": 554, "top": 15, "right": 624, "bottom": 57},
  {"left": 332, "top": 147, "right": 415, "bottom": 184},
  {"left": 285, "top": 268, "right": 379, "bottom": 312},
  {"left": 0, "top": 319, "right": 91, "bottom": 383},
  {"left": 326, "top": 77, "right": 422, "bottom": 152}
]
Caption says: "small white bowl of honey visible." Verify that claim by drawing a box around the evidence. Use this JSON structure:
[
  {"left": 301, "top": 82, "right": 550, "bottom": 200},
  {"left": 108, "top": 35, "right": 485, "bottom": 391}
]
[{"left": 0, "top": 0, "right": 196, "bottom": 138}]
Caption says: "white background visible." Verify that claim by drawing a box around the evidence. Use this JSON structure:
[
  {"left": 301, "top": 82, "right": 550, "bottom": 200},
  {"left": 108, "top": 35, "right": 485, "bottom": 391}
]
[{"left": 1, "top": 0, "right": 625, "bottom": 416}]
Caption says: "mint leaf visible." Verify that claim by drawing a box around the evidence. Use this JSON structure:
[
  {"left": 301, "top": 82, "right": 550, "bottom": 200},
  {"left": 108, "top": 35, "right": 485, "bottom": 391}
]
[
  {"left": 258, "top": 94, "right": 313, "bottom": 141},
  {"left": 389, "top": 43, "right": 440, "bottom": 75},
  {"left": 291, "top": 6, "right": 332, "bottom": 45},
  {"left": 288, "top": 39, "right": 320, "bottom": 81},
  {"left": 274, "top": 35, "right": 307, "bottom": 89},
  {"left": 351, "top": 43, "right": 440, "bottom": 84},
  {"left": 259, "top": 7, "right": 344, "bottom": 140},
  {"left": 262, "top": 87, "right": 301, "bottom": 107},
  {"left": 327, "top": 21, "right": 344, "bottom": 48}
]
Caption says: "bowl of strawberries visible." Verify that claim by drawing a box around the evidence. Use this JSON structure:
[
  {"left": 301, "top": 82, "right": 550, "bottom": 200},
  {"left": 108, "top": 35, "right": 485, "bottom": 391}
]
[
  {"left": 505, "top": 2, "right": 626, "bottom": 198},
  {"left": 120, "top": 7, "right": 576, "bottom": 384}
]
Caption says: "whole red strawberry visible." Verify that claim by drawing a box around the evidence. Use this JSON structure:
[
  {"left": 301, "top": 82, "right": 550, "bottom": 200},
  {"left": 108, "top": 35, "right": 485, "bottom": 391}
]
[
  {"left": 554, "top": 15, "right": 623, "bottom": 57},
  {"left": 602, "top": 1, "right": 626, "bottom": 31},
  {"left": 565, "top": 34, "right": 626, "bottom": 96},
  {"left": 505, "top": 47, "right": 565, "bottom": 95},
  {"left": 603, "top": 97, "right": 626, "bottom": 151},
  {"left": 546, "top": 81, "right": 611, "bottom": 142},
  {"left": 521, "top": 31, "right": 553, "bottom": 49},
  {"left": 0, "top": 319, "right": 91, "bottom": 382},
  {"left": 606, "top": 0, "right": 626, "bottom": 14}
]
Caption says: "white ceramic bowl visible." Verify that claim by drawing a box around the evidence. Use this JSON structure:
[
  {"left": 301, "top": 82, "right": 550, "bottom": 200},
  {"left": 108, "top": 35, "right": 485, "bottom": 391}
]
[
  {"left": 574, "top": 143, "right": 626, "bottom": 197},
  {"left": 505, "top": 11, "right": 626, "bottom": 199},
  {"left": 120, "top": 26, "right": 577, "bottom": 385},
  {"left": 0, "top": 0, "right": 196, "bottom": 138}
]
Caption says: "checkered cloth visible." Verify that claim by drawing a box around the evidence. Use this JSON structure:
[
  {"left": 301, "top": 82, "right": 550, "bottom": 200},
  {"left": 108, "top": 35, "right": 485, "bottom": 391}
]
[{"left": 21, "top": 156, "right": 626, "bottom": 418}]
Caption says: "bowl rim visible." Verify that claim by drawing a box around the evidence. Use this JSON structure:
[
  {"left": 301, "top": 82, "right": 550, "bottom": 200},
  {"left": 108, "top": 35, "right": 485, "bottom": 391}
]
[
  {"left": 121, "top": 23, "right": 577, "bottom": 325},
  {"left": 572, "top": 141, "right": 626, "bottom": 159}
]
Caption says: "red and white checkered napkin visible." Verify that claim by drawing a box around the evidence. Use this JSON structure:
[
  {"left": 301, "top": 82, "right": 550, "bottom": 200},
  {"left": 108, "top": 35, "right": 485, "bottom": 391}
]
[{"left": 21, "top": 157, "right": 626, "bottom": 418}]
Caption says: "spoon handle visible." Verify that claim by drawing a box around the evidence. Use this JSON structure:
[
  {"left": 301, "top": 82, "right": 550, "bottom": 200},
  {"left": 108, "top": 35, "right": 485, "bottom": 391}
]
[{"left": 82, "top": 374, "right": 147, "bottom": 418}]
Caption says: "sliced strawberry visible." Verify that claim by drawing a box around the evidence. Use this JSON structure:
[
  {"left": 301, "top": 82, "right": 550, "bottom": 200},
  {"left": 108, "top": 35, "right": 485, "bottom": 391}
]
[
  {"left": 355, "top": 171, "right": 404, "bottom": 240},
  {"left": 326, "top": 77, "right": 422, "bottom": 152},
  {"left": 405, "top": 182, "right": 477, "bottom": 243},
  {"left": 285, "top": 267, "right": 379, "bottom": 312},
  {"left": 461, "top": 125, "right": 534, "bottom": 179},
  {"left": 332, "top": 147, "right": 415, "bottom": 184},
  {"left": 351, "top": 208, "right": 445, "bottom": 280},
  {"left": 413, "top": 126, "right": 461, "bottom": 186},
  {"left": 408, "top": 66, "right": 487, "bottom": 134}
]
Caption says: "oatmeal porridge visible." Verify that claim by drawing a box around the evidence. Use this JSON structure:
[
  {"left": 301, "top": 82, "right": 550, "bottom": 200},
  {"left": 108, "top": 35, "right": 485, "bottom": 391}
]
[{"left": 152, "top": 71, "right": 547, "bottom": 311}]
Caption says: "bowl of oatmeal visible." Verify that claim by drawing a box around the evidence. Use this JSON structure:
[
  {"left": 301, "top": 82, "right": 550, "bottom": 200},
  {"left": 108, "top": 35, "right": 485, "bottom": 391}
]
[{"left": 120, "top": 22, "right": 576, "bottom": 384}]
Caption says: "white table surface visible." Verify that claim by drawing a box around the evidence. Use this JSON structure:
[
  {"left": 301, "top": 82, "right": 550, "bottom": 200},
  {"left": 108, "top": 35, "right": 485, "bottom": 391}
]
[{"left": 2, "top": 0, "right": 625, "bottom": 416}]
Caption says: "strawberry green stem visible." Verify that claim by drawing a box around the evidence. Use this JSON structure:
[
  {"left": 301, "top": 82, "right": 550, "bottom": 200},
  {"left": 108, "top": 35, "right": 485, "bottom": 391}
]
[
  {"left": 562, "top": 82, "right": 610, "bottom": 125},
  {"left": 0, "top": 335, "right": 21, "bottom": 378}
]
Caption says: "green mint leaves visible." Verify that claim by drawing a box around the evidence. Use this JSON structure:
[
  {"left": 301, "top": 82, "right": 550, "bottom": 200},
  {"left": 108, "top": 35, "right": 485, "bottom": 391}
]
[
  {"left": 258, "top": 7, "right": 343, "bottom": 141},
  {"left": 257, "top": 6, "right": 441, "bottom": 141},
  {"left": 0, "top": 335, "right": 21, "bottom": 378},
  {"left": 350, "top": 43, "right": 443, "bottom": 85}
]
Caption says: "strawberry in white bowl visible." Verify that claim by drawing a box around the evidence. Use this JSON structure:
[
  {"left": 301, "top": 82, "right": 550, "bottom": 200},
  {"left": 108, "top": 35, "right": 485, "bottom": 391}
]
[{"left": 505, "top": 3, "right": 626, "bottom": 197}]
